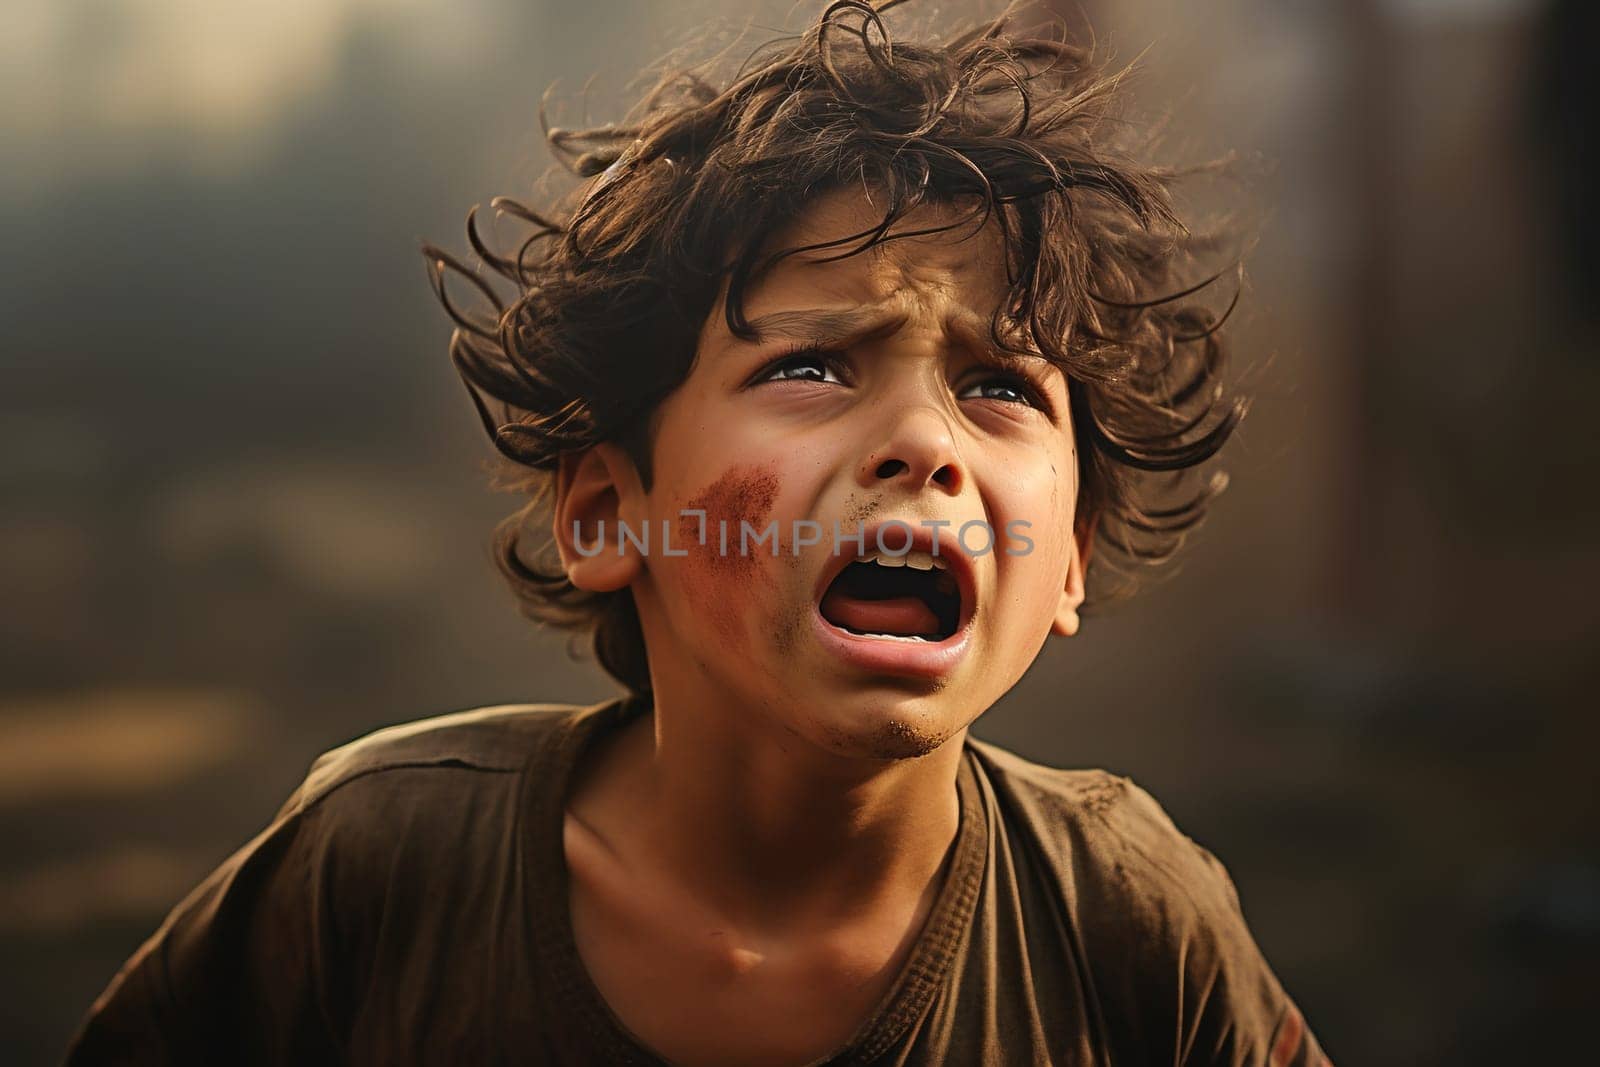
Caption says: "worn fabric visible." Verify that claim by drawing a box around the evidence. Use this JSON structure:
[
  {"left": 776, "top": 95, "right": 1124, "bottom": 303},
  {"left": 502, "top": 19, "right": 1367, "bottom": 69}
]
[{"left": 65, "top": 695, "right": 1332, "bottom": 1066}]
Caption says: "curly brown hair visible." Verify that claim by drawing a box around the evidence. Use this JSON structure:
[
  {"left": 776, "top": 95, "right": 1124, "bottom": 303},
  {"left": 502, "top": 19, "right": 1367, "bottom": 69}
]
[{"left": 422, "top": 0, "right": 1247, "bottom": 698}]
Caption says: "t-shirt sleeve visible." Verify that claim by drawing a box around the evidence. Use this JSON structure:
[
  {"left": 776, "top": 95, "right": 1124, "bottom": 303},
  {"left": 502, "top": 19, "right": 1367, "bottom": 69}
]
[
  {"left": 1098, "top": 781, "right": 1335, "bottom": 1067},
  {"left": 1176, "top": 842, "right": 1334, "bottom": 1067},
  {"left": 62, "top": 781, "right": 345, "bottom": 1066}
]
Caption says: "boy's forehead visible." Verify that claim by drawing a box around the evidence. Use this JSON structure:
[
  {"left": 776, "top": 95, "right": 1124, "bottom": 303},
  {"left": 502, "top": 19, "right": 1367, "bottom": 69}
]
[{"left": 708, "top": 187, "right": 1013, "bottom": 341}]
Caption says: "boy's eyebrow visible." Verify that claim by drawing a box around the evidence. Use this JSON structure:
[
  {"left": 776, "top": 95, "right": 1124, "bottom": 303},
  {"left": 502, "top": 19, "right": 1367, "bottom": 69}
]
[{"left": 941, "top": 307, "right": 1054, "bottom": 373}]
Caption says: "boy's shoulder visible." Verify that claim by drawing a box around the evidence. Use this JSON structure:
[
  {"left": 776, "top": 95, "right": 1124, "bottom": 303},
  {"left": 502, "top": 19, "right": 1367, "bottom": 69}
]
[
  {"left": 964, "top": 734, "right": 1245, "bottom": 923},
  {"left": 283, "top": 700, "right": 592, "bottom": 817},
  {"left": 965, "top": 735, "right": 1317, "bottom": 1061}
]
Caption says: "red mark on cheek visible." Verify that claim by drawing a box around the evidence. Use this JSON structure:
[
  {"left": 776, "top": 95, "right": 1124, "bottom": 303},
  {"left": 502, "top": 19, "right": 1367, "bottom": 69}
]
[{"left": 677, "top": 464, "right": 782, "bottom": 646}]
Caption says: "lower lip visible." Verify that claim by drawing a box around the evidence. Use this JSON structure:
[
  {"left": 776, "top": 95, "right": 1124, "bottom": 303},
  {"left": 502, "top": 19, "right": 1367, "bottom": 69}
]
[{"left": 809, "top": 606, "right": 973, "bottom": 680}]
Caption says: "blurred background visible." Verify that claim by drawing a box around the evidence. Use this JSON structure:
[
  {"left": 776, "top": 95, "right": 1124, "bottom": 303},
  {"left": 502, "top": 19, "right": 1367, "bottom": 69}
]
[{"left": 3, "top": 0, "right": 1596, "bottom": 1062}]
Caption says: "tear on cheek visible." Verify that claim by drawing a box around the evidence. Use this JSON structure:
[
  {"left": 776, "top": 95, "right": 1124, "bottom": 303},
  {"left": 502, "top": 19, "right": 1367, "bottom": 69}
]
[{"left": 677, "top": 463, "right": 782, "bottom": 645}]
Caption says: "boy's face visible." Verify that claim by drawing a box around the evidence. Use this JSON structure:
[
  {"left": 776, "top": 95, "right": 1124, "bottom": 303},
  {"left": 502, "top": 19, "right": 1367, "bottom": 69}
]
[{"left": 574, "top": 187, "right": 1087, "bottom": 760}]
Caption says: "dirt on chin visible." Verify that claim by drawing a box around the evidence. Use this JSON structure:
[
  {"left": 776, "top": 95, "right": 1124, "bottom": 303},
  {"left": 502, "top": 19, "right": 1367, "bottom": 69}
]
[{"left": 823, "top": 712, "right": 958, "bottom": 761}]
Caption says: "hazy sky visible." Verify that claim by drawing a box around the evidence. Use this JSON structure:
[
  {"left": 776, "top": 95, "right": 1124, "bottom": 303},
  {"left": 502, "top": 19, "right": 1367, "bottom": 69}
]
[
  {"left": 0, "top": 0, "right": 731, "bottom": 192},
  {"left": 3, "top": 1, "right": 494, "bottom": 139}
]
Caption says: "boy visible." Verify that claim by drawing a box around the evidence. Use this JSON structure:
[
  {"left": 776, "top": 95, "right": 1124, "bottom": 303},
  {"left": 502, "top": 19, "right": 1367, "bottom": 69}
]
[{"left": 66, "top": 1, "right": 1332, "bottom": 1064}]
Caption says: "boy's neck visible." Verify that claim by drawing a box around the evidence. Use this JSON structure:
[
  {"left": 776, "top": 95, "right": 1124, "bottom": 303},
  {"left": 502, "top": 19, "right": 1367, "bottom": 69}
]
[{"left": 566, "top": 689, "right": 968, "bottom": 938}]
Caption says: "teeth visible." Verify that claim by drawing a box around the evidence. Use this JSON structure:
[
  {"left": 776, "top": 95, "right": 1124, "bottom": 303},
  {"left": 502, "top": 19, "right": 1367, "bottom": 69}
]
[
  {"left": 844, "top": 628, "right": 935, "bottom": 642},
  {"left": 855, "top": 548, "right": 950, "bottom": 571}
]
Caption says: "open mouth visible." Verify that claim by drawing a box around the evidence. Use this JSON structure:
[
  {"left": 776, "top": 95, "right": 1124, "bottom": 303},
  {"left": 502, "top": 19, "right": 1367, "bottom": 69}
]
[{"left": 818, "top": 550, "right": 963, "bottom": 642}]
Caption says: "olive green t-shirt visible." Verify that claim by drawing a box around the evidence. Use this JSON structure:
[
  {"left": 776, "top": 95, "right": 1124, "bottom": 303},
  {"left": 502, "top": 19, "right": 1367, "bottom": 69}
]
[{"left": 64, "top": 695, "right": 1332, "bottom": 1066}]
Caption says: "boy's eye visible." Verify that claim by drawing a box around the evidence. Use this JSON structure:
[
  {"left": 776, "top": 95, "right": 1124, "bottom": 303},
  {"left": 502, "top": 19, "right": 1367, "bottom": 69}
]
[
  {"left": 753, "top": 348, "right": 1049, "bottom": 414},
  {"left": 759, "top": 347, "right": 843, "bottom": 385},
  {"left": 959, "top": 374, "right": 1043, "bottom": 408}
]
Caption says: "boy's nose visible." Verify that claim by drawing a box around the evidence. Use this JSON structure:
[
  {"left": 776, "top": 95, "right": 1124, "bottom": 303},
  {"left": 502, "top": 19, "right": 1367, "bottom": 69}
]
[{"left": 858, "top": 406, "right": 964, "bottom": 495}]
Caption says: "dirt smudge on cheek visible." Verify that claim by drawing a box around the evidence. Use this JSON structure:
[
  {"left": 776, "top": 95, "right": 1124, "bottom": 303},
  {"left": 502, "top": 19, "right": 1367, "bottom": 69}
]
[
  {"left": 771, "top": 600, "right": 811, "bottom": 658},
  {"left": 677, "top": 464, "right": 782, "bottom": 649}
]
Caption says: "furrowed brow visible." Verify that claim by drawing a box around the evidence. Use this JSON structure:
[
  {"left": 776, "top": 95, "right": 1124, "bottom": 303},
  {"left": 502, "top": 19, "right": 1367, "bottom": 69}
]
[
  {"left": 743, "top": 306, "right": 908, "bottom": 345},
  {"left": 943, "top": 307, "right": 1054, "bottom": 373}
]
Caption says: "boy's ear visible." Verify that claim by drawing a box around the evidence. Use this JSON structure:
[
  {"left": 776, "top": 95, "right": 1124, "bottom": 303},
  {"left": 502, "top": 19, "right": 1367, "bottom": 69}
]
[
  {"left": 1051, "top": 512, "right": 1096, "bottom": 638},
  {"left": 552, "top": 442, "right": 645, "bottom": 593}
]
